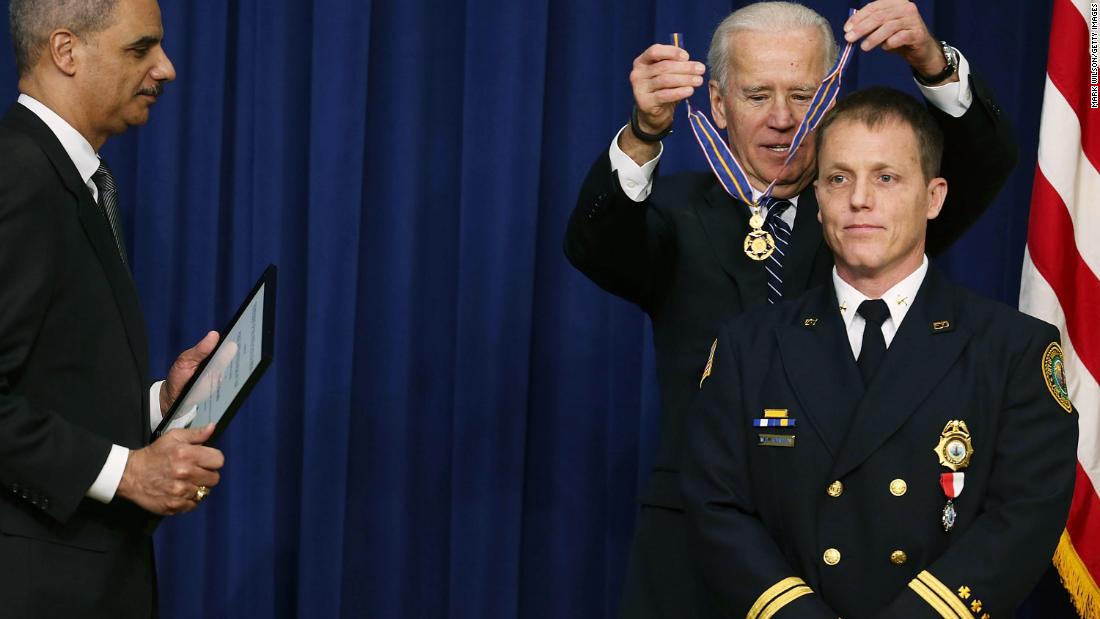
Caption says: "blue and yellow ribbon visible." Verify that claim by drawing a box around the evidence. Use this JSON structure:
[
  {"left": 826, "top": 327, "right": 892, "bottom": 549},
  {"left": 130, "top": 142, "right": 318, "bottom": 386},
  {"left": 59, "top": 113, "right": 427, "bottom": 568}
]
[{"left": 671, "top": 12, "right": 855, "bottom": 208}]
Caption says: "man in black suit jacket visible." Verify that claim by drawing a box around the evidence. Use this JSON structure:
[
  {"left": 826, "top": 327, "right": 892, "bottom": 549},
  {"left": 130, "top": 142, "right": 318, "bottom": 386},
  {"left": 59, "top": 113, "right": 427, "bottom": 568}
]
[
  {"left": 565, "top": 1, "right": 1017, "bottom": 617},
  {"left": 681, "top": 87, "right": 1076, "bottom": 618},
  {"left": 0, "top": 0, "right": 226, "bottom": 616}
]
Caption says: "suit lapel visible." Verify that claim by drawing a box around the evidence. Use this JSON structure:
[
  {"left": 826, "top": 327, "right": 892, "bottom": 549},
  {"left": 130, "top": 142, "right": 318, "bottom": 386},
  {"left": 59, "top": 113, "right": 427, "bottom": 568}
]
[
  {"left": 782, "top": 189, "right": 826, "bottom": 296},
  {"left": 697, "top": 181, "right": 828, "bottom": 309},
  {"left": 697, "top": 182, "right": 768, "bottom": 310},
  {"left": 775, "top": 285, "right": 864, "bottom": 455},
  {"left": 828, "top": 269, "right": 970, "bottom": 480},
  {"left": 76, "top": 191, "right": 151, "bottom": 389},
  {"left": 3, "top": 104, "right": 149, "bottom": 393}
]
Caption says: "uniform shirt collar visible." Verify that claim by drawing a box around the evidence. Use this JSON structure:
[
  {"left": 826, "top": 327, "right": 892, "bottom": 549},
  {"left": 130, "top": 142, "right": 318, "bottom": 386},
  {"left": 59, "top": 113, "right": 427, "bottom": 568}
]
[
  {"left": 17, "top": 93, "right": 101, "bottom": 187},
  {"left": 833, "top": 255, "right": 929, "bottom": 331}
]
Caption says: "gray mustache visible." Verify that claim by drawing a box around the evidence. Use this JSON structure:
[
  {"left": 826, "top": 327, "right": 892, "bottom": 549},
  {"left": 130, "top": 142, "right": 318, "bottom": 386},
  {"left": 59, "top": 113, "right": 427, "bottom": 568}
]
[{"left": 138, "top": 83, "right": 165, "bottom": 97}]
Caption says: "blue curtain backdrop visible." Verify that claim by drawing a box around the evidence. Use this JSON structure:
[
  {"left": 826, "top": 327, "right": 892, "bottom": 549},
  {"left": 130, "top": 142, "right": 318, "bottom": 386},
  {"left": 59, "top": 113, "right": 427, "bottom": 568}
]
[{"left": 0, "top": 0, "right": 1075, "bottom": 617}]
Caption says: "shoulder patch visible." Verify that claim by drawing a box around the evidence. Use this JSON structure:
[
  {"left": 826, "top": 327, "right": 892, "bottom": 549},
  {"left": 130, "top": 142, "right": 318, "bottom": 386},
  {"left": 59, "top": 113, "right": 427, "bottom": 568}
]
[
  {"left": 1042, "top": 342, "right": 1073, "bottom": 413},
  {"left": 700, "top": 338, "right": 718, "bottom": 389}
]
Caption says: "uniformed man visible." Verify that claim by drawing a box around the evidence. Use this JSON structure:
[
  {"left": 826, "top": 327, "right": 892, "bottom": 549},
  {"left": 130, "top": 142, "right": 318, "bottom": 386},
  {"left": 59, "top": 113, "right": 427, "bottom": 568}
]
[
  {"left": 680, "top": 87, "right": 1078, "bottom": 618},
  {"left": 564, "top": 2, "right": 1017, "bottom": 615}
]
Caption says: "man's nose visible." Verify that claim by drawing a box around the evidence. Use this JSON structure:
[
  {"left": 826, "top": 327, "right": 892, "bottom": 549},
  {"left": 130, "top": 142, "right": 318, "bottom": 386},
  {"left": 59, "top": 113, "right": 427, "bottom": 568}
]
[
  {"left": 152, "top": 47, "right": 176, "bottom": 83},
  {"left": 767, "top": 98, "right": 798, "bottom": 131},
  {"left": 849, "top": 176, "right": 873, "bottom": 210}
]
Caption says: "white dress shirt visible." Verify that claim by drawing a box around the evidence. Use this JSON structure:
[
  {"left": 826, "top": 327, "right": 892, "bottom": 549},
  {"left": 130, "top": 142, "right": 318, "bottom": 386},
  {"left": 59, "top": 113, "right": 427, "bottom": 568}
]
[
  {"left": 607, "top": 53, "right": 975, "bottom": 212},
  {"left": 833, "top": 256, "right": 929, "bottom": 359},
  {"left": 16, "top": 94, "right": 164, "bottom": 504}
]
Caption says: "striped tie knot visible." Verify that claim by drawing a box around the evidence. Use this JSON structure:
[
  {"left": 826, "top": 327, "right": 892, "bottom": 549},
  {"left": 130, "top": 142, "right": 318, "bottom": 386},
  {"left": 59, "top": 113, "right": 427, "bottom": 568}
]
[{"left": 760, "top": 197, "right": 793, "bottom": 225}]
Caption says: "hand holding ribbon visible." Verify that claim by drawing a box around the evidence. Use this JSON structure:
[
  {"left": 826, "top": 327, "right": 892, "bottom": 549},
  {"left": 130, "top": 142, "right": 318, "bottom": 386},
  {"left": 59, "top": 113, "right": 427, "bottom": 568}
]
[
  {"left": 620, "top": 43, "right": 707, "bottom": 165},
  {"left": 669, "top": 16, "right": 855, "bottom": 261}
]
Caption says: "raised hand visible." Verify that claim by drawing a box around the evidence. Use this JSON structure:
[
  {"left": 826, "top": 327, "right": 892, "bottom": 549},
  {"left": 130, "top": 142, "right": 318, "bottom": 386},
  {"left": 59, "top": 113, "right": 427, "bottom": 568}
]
[
  {"left": 620, "top": 44, "right": 706, "bottom": 163},
  {"left": 844, "top": 0, "right": 955, "bottom": 83}
]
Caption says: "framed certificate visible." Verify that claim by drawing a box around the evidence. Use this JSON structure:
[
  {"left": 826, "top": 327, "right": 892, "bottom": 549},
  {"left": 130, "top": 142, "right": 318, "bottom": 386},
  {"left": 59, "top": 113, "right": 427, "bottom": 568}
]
[{"left": 152, "top": 265, "right": 277, "bottom": 442}]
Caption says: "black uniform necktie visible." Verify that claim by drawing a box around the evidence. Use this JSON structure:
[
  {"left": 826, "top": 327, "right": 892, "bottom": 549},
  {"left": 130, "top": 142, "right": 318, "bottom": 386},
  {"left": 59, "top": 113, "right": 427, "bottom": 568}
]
[
  {"left": 856, "top": 299, "right": 890, "bottom": 384},
  {"left": 761, "top": 197, "right": 793, "bottom": 304},
  {"left": 91, "top": 159, "right": 128, "bottom": 267}
]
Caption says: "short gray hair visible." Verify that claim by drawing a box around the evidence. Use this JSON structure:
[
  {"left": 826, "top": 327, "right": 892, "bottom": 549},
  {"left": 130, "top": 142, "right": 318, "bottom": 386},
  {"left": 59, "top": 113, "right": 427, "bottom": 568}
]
[
  {"left": 10, "top": 0, "right": 120, "bottom": 77},
  {"left": 707, "top": 2, "right": 839, "bottom": 93}
]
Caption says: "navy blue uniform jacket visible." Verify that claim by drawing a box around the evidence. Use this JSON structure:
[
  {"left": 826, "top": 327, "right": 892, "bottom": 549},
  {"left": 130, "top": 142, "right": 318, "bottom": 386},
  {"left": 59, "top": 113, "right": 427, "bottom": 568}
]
[
  {"left": 565, "top": 74, "right": 1018, "bottom": 618},
  {"left": 681, "top": 268, "right": 1078, "bottom": 618}
]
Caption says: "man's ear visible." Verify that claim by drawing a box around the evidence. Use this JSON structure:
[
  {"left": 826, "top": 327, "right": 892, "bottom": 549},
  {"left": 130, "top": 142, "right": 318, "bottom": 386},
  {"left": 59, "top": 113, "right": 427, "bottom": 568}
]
[
  {"left": 925, "top": 177, "right": 947, "bottom": 220},
  {"left": 48, "top": 29, "right": 78, "bottom": 77},
  {"left": 708, "top": 79, "right": 727, "bottom": 130}
]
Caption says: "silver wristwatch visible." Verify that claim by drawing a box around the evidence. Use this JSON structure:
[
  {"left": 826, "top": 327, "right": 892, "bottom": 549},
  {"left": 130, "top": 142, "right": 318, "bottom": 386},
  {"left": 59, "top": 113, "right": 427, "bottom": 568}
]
[{"left": 913, "top": 41, "right": 959, "bottom": 86}]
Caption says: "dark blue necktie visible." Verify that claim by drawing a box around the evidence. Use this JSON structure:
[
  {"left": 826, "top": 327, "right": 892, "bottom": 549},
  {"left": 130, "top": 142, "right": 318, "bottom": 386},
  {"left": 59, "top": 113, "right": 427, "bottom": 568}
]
[
  {"left": 761, "top": 197, "right": 793, "bottom": 304},
  {"left": 856, "top": 299, "right": 890, "bottom": 384}
]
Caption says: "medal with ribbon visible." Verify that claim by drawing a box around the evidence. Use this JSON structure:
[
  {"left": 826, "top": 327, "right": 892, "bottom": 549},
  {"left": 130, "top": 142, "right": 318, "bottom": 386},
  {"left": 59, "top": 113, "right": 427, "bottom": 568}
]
[
  {"left": 670, "top": 17, "right": 854, "bottom": 261},
  {"left": 939, "top": 471, "right": 965, "bottom": 532},
  {"left": 934, "top": 420, "right": 974, "bottom": 532}
]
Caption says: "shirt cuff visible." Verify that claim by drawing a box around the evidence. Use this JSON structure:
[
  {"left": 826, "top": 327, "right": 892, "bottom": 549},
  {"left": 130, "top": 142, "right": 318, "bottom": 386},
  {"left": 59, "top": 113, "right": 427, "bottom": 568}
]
[
  {"left": 86, "top": 444, "right": 129, "bottom": 503},
  {"left": 916, "top": 53, "right": 973, "bottom": 119},
  {"left": 608, "top": 125, "right": 661, "bottom": 202},
  {"left": 149, "top": 380, "right": 164, "bottom": 430}
]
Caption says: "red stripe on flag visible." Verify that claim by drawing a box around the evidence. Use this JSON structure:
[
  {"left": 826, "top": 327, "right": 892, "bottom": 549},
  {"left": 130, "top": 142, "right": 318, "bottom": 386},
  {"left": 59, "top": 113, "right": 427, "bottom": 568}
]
[
  {"left": 1026, "top": 168, "right": 1100, "bottom": 383},
  {"left": 1047, "top": 0, "right": 1100, "bottom": 168},
  {"left": 1066, "top": 462, "right": 1100, "bottom": 576},
  {"left": 1029, "top": 1, "right": 1100, "bottom": 608}
]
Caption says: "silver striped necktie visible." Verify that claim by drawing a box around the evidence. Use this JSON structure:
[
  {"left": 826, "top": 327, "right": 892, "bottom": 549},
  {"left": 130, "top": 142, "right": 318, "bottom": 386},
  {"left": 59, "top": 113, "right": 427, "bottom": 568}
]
[{"left": 91, "top": 159, "right": 128, "bottom": 267}]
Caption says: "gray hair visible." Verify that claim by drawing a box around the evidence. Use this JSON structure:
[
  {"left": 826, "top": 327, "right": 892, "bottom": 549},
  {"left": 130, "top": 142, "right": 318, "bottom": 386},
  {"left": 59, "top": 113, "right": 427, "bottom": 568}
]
[
  {"left": 10, "top": 0, "right": 120, "bottom": 77},
  {"left": 707, "top": 2, "right": 839, "bottom": 93}
]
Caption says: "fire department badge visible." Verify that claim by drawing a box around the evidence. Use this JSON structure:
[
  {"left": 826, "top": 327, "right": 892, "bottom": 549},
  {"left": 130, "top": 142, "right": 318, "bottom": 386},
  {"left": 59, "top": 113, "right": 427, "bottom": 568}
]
[
  {"left": 1042, "top": 342, "right": 1072, "bottom": 413},
  {"left": 934, "top": 420, "right": 974, "bottom": 472}
]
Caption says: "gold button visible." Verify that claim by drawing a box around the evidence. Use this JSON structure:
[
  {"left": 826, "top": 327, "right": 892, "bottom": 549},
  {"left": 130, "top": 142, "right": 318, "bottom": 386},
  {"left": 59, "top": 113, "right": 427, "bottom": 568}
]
[
  {"left": 823, "top": 548, "right": 841, "bottom": 565},
  {"left": 889, "top": 479, "right": 908, "bottom": 496},
  {"left": 827, "top": 480, "right": 844, "bottom": 497},
  {"left": 890, "top": 550, "right": 908, "bottom": 565}
]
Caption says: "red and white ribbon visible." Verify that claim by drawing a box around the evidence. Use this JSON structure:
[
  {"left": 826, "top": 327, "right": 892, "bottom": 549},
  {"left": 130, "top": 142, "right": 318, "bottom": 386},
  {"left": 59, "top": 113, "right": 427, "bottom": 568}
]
[{"left": 940, "top": 472, "right": 965, "bottom": 499}]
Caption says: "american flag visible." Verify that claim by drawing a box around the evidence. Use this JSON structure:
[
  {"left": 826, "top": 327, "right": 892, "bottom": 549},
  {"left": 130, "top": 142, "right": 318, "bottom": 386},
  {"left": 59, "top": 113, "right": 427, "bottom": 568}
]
[{"left": 1018, "top": 0, "right": 1100, "bottom": 615}]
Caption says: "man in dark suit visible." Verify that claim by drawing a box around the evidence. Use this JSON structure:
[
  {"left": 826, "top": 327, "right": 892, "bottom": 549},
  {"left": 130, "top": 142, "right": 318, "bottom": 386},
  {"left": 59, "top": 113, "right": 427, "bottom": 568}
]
[
  {"left": 565, "top": 1, "right": 1017, "bottom": 616},
  {"left": 681, "top": 86, "right": 1077, "bottom": 618},
  {"left": 0, "top": 0, "right": 226, "bottom": 616}
]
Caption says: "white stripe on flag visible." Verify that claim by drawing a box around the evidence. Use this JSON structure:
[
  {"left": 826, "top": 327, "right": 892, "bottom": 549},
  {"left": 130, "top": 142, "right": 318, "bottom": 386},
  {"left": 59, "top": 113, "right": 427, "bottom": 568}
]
[
  {"left": 1021, "top": 250, "right": 1100, "bottom": 485},
  {"left": 1034, "top": 76, "right": 1100, "bottom": 278},
  {"left": 1069, "top": 0, "right": 1090, "bottom": 21},
  {"left": 1020, "top": 0, "right": 1100, "bottom": 611}
]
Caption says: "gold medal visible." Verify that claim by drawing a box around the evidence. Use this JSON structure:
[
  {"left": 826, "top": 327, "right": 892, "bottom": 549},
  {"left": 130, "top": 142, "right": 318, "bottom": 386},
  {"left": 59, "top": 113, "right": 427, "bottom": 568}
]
[
  {"left": 744, "top": 204, "right": 775, "bottom": 261},
  {"left": 744, "top": 229, "right": 776, "bottom": 261},
  {"left": 675, "top": 29, "right": 857, "bottom": 270},
  {"left": 934, "top": 420, "right": 974, "bottom": 471}
]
